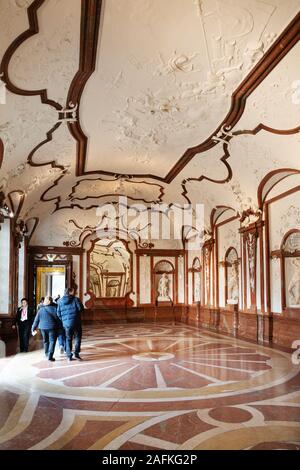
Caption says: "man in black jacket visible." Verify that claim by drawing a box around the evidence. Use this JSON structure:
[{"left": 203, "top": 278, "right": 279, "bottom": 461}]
[{"left": 12, "top": 298, "right": 35, "bottom": 353}]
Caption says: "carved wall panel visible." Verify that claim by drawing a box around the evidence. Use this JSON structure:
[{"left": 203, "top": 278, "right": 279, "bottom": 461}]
[{"left": 139, "top": 255, "right": 151, "bottom": 305}]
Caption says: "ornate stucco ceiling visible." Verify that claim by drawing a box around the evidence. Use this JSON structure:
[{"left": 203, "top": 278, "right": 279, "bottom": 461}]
[{"left": 0, "top": 0, "right": 300, "bottom": 245}]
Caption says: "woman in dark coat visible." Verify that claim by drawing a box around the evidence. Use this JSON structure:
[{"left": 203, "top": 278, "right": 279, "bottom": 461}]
[{"left": 31, "top": 296, "right": 60, "bottom": 361}]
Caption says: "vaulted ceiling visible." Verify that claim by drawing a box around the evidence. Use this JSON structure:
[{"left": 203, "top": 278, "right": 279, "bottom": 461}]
[{"left": 0, "top": 0, "right": 300, "bottom": 245}]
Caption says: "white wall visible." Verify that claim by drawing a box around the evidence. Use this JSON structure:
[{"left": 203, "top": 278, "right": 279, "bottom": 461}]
[
  {"left": 0, "top": 220, "right": 10, "bottom": 314},
  {"left": 268, "top": 189, "right": 300, "bottom": 313},
  {"left": 18, "top": 241, "right": 25, "bottom": 305},
  {"left": 269, "top": 191, "right": 300, "bottom": 251},
  {"left": 139, "top": 255, "right": 151, "bottom": 304}
]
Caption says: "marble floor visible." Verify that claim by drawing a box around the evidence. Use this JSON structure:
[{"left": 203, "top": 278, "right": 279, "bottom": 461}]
[{"left": 0, "top": 322, "right": 300, "bottom": 450}]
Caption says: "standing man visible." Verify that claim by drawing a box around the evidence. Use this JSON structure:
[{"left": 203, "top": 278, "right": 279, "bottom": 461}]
[
  {"left": 49, "top": 296, "right": 65, "bottom": 355},
  {"left": 31, "top": 296, "right": 60, "bottom": 361},
  {"left": 12, "top": 298, "right": 35, "bottom": 353},
  {"left": 57, "top": 288, "right": 83, "bottom": 361}
]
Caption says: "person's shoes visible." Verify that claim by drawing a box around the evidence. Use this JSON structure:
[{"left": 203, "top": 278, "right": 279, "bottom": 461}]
[
  {"left": 60, "top": 346, "right": 65, "bottom": 354},
  {"left": 75, "top": 355, "right": 82, "bottom": 361},
  {"left": 48, "top": 357, "right": 55, "bottom": 362},
  {"left": 67, "top": 357, "right": 74, "bottom": 362}
]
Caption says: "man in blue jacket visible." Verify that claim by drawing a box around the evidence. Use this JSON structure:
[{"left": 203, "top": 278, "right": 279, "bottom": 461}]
[{"left": 57, "top": 287, "right": 83, "bottom": 361}]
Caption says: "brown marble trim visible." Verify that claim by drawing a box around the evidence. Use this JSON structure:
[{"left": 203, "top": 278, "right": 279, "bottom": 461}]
[
  {"left": 258, "top": 168, "right": 300, "bottom": 208},
  {"left": 66, "top": 0, "right": 103, "bottom": 177},
  {"left": 28, "top": 245, "right": 84, "bottom": 255},
  {"left": 181, "top": 143, "right": 232, "bottom": 203},
  {"left": 210, "top": 206, "right": 236, "bottom": 229},
  {"left": 0, "top": 138, "right": 3, "bottom": 170}
]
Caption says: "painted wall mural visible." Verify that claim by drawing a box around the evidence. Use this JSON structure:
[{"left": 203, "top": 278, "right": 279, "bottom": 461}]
[{"left": 89, "top": 239, "right": 131, "bottom": 299}]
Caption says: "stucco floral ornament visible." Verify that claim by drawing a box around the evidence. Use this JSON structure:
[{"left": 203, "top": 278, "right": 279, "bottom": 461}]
[
  {"left": 14, "top": 0, "right": 32, "bottom": 8},
  {"left": 238, "top": 198, "right": 262, "bottom": 227}
]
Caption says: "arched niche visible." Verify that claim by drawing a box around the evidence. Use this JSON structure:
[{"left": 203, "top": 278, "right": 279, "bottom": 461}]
[
  {"left": 280, "top": 229, "right": 300, "bottom": 311},
  {"left": 225, "top": 247, "right": 239, "bottom": 305},
  {"left": 86, "top": 237, "right": 133, "bottom": 307},
  {"left": 153, "top": 260, "right": 175, "bottom": 304},
  {"left": 190, "top": 257, "right": 201, "bottom": 303}
]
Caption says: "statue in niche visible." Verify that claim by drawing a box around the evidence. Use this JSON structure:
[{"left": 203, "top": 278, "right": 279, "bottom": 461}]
[
  {"left": 288, "top": 258, "right": 300, "bottom": 306},
  {"left": 158, "top": 273, "right": 169, "bottom": 299},
  {"left": 227, "top": 264, "right": 239, "bottom": 304}
]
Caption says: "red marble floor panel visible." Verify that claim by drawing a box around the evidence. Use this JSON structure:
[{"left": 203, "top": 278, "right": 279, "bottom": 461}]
[
  {"left": 0, "top": 400, "right": 63, "bottom": 450},
  {"left": 177, "top": 361, "right": 252, "bottom": 382},
  {"left": 36, "top": 359, "right": 124, "bottom": 379},
  {"left": 120, "top": 441, "right": 159, "bottom": 450},
  {"left": 186, "top": 358, "right": 271, "bottom": 372},
  {"left": 253, "top": 405, "right": 300, "bottom": 422},
  {"left": 39, "top": 396, "right": 116, "bottom": 413},
  {"left": 209, "top": 406, "right": 253, "bottom": 423},
  {"left": 0, "top": 391, "right": 19, "bottom": 428},
  {"left": 157, "top": 362, "right": 211, "bottom": 388},
  {"left": 142, "top": 411, "right": 215, "bottom": 444},
  {"left": 190, "top": 353, "right": 271, "bottom": 361},
  {"left": 64, "top": 362, "right": 134, "bottom": 387},
  {"left": 62, "top": 420, "right": 126, "bottom": 450},
  {"left": 250, "top": 442, "right": 300, "bottom": 450},
  {"left": 111, "top": 363, "right": 157, "bottom": 390}
]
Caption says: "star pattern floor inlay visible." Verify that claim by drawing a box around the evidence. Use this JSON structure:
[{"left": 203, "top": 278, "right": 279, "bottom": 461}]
[{"left": 0, "top": 323, "right": 299, "bottom": 450}]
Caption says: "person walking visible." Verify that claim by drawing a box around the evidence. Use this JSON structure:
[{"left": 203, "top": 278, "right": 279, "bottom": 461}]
[
  {"left": 31, "top": 296, "right": 60, "bottom": 361},
  {"left": 37, "top": 297, "right": 45, "bottom": 311},
  {"left": 57, "top": 288, "right": 83, "bottom": 361},
  {"left": 12, "top": 298, "right": 35, "bottom": 353},
  {"left": 50, "top": 295, "right": 66, "bottom": 355}
]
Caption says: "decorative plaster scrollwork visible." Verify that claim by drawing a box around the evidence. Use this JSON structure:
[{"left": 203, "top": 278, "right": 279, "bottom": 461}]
[
  {"left": 284, "top": 232, "right": 300, "bottom": 253},
  {"left": 14, "top": 0, "right": 32, "bottom": 8},
  {"left": 212, "top": 125, "right": 233, "bottom": 147},
  {"left": 57, "top": 102, "right": 78, "bottom": 123}
]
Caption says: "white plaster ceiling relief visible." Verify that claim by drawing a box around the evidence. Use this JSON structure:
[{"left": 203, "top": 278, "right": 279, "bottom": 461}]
[
  {"left": 228, "top": 131, "right": 300, "bottom": 200},
  {"left": 0, "top": 0, "right": 33, "bottom": 58},
  {"left": 0, "top": 92, "right": 58, "bottom": 173},
  {"left": 173, "top": 138, "right": 233, "bottom": 204},
  {"left": 66, "top": 177, "right": 164, "bottom": 207},
  {"left": 8, "top": 0, "right": 81, "bottom": 104},
  {"left": 237, "top": 42, "right": 300, "bottom": 130},
  {"left": 79, "top": 0, "right": 299, "bottom": 178},
  {"left": 14, "top": 0, "right": 32, "bottom": 7},
  {"left": 194, "top": 0, "right": 280, "bottom": 75},
  {"left": 28, "top": 122, "right": 76, "bottom": 168}
]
